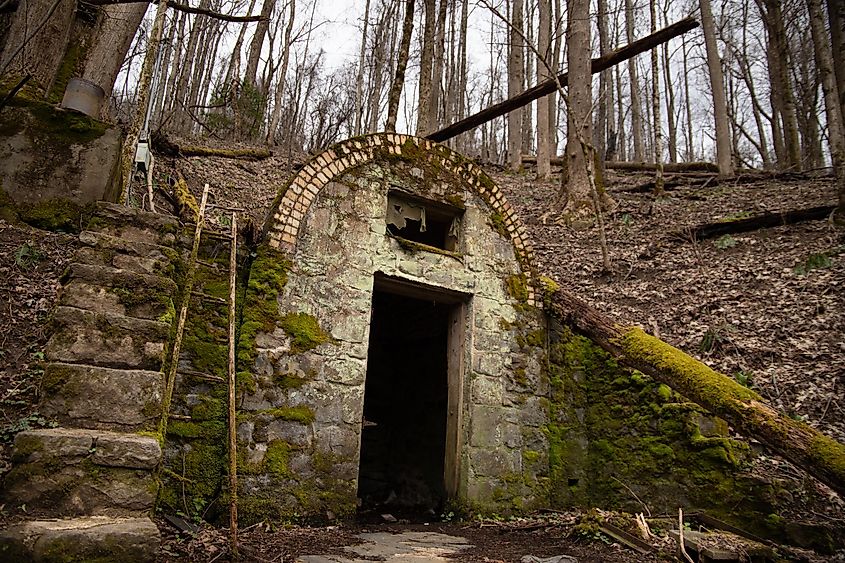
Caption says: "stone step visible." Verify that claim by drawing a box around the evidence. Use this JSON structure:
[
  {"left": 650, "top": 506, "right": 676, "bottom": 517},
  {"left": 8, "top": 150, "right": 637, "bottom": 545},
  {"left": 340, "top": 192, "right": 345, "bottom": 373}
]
[
  {"left": 76, "top": 230, "right": 181, "bottom": 277},
  {"left": 88, "top": 202, "right": 182, "bottom": 247},
  {"left": 45, "top": 306, "right": 169, "bottom": 370},
  {"left": 3, "top": 428, "right": 161, "bottom": 518},
  {"left": 0, "top": 516, "right": 160, "bottom": 562},
  {"left": 59, "top": 263, "right": 177, "bottom": 321},
  {"left": 40, "top": 362, "right": 163, "bottom": 432}
]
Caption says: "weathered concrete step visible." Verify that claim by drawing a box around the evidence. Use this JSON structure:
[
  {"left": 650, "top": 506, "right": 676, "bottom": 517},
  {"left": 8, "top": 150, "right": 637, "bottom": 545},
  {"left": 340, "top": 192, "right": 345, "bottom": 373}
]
[
  {"left": 45, "top": 306, "right": 169, "bottom": 370},
  {"left": 40, "top": 362, "right": 163, "bottom": 431},
  {"left": 59, "top": 263, "right": 177, "bottom": 321},
  {"left": 0, "top": 516, "right": 160, "bottom": 562},
  {"left": 3, "top": 428, "right": 161, "bottom": 518},
  {"left": 76, "top": 230, "right": 181, "bottom": 277},
  {"left": 89, "top": 202, "right": 182, "bottom": 247}
]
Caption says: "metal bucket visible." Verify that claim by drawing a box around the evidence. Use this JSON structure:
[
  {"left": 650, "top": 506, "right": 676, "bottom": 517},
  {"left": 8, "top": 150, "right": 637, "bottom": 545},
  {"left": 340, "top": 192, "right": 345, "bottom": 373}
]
[{"left": 60, "top": 77, "right": 105, "bottom": 118}]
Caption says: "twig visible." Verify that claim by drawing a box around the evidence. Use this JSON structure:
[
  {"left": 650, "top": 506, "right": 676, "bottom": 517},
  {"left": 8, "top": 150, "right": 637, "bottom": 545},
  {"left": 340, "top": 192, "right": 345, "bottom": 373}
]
[
  {"left": 146, "top": 153, "right": 157, "bottom": 213},
  {"left": 0, "top": 74, "right": 31, "bottom": 113},
  {"left": 610, "top": 475, "right": 651, "bottom": 516},
  {"left": 678, "top": 508, "right": 694, "bottom": 563}
]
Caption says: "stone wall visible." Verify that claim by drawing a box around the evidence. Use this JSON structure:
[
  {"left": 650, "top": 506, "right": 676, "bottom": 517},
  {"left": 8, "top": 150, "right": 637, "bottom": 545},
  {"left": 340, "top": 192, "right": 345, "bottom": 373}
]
[{"left": 236, "top": 134, "right": 549, "bottom": 521}]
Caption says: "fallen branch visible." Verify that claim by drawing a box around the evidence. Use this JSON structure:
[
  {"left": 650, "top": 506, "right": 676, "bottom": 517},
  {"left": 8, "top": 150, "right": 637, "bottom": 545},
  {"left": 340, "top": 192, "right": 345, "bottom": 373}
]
[
  {"left": 678, "top": 205, "right": 837, "bottom": 241},
  {"left": 154, "top": 136, "right": 272, "bottom": 160},
  {"left": 426, "top": 17, "right": 699, "bottom": 142},
  {"left": 548, "top": 288, "right": 845, "bottom": 498},
  {"left": 79, "top": 0, "right": 266, "bottom": 22}
]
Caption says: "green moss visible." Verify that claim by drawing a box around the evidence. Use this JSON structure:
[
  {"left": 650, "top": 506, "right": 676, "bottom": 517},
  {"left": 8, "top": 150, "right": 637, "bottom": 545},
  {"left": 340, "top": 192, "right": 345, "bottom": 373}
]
[
  {"left": 489, "top": 212, "right": 509, "bottom": 238},
  {"left": 173, "top": 178, "right": 199, "bottom": 221},
  {"left": 265, "top": 440, "right": 292, "bottom": 478},
  {"left": 621, "top": 327, "right": 762, "bottom": 410},
  {"left": 48, "top": 42, "right": 83, "bottom": 103},
  {"left": 17, "top": 198, "right": 85, "bottom": 233},
  {"left": 505, "top": 273, "right": 529, "bottom": 303},
  {"left": 237, "top": 246, "right": 290, "bottom": 370},
  {"left": 279, "top": 312, "right": 332, "bottom": 354},
  {"left": 808, "top": 434, "right": 845, "bottom": 481},
  {"left": 263, "top": 406, "right": 315, "bottom": 424}
]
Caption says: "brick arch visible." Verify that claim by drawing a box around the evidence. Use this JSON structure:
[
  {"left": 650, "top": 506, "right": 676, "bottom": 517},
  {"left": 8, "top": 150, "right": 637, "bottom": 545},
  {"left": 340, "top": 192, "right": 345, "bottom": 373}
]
[{"left": 266, "top": 133, "right": 539, "bottom": 304}]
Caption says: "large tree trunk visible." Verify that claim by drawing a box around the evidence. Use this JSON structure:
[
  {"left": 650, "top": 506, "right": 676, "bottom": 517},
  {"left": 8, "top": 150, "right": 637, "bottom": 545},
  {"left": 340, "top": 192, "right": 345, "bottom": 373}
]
[
  {"left": 536, "top": 0, "right": 552, "bottom": 179},
  {"left": 700, "top": 0, "right": 734, "bottom": 177},
  {"left": 0, "top": 0, "right": 75, "bottom": 92},
  {"left": 825, "top": 0, "right": 845, "bottom": 220},
  {"left": 595, "top": 0, "right": 610, "bottom": 165},
  {"left": 416, "top": 0, "right": 436, "bottom": 135},
  {"left": 560, "top": 0, "right": 594, "bottom": 216},
  {"left": 507, "top": 0, "right": 524, "bottom": 171},
  {"left": 385, "top": 0, "right": 414, "bottom": 132},
  {"left": 244, "top": 0, "right": 275, "bottom": 88},
  {"left": 80, "top": 3, "right": 147, "bottom": 103},
  {"left": 758, "top": 0, "right": 801, "bottom": 171},
  {"left": 428, "top": 0, "right": 448, "bottom": 131},
  {"left": 548, "top": 289, "right": 845, "bottom": 499}
]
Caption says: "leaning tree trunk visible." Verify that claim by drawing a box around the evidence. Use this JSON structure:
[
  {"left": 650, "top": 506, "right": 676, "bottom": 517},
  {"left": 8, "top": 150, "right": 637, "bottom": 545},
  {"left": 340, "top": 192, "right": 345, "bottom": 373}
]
[
  {"left": 0, "top": 0, "right": 75, "bottom": 92},
  {"left": 548, "top": 288, "right": 845, "bottom": 499},
  {"left": 244, "top": 0, "right": 275, "bottom": 88},
  {"left": 385, "top": 0, "right": 414, "bottom": 132},
  {"left": 80, "top": 3, "right": 147, "bottom": 103},
  {"left": 266, "top": 0, "right": 296, "bottom": 144}
]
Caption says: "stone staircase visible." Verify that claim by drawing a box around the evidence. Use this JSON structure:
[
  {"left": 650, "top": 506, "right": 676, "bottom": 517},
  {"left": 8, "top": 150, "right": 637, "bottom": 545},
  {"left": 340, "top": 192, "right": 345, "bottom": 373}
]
[{"left": 0, "top": 202, "right": 184, "bottom": 562}]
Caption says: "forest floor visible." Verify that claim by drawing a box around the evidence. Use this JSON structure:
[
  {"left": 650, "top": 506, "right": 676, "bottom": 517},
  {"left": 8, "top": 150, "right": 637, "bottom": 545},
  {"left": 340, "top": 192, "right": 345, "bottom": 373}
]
[{"left": 1, "top": 153, "right": 843, "bottom": 561}]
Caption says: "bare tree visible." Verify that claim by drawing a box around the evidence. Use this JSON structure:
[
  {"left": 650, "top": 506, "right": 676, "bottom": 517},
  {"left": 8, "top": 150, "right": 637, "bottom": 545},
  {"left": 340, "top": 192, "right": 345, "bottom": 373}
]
[
  {"left": 700, "top": 0, "right": 734, "bottom": 176},
  {"left": 536, "top": 0, "right": 552, "bottom": 179},
  {"left": 625, "top": 0, "right": 644, "bottom": 161},
  {"left": 417, "top": 0, "right": 437, "bottom": 135},
  {"left": 507, "top": 0, "right": 525, "bottom": 171},
  {"left": 385, "top": 0, "right": 415, "bottom": 132}
]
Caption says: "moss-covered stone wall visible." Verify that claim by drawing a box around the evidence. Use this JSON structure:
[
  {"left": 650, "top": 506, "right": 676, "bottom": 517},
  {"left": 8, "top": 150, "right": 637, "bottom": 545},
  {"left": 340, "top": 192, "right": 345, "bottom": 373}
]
[{"left": 545, "top": 318, "right": 842, "bottom": 551}]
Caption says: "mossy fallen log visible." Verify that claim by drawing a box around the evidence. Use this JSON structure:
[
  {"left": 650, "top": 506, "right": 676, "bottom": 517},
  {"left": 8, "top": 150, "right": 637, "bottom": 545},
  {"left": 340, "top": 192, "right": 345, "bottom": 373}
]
[
  {"left": 548, "top": 288, "right": 845, "bottom": 497},
  {"left": 178, "top": 146, "right": 272, "bottom": 160},
  {"left": 520, "top": 156, "right": 720, "bottom": 173}
]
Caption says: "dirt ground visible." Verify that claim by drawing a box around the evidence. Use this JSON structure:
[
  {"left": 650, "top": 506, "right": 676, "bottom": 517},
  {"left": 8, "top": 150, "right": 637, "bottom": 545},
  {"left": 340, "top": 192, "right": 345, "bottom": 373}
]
[{"left": 0, "top": 220, "right": 77, "bottom": 477}]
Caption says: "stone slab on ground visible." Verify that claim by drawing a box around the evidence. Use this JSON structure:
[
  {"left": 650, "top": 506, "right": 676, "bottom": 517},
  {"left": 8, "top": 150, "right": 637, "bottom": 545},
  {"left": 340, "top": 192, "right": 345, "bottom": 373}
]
[
  {"left": 45, "top": 306, "right": 169, "bottom": 370},
  {"left": 76, "top": 230, "right": 180, "bottom": 276},
  {"left": 39, "top": 362, "right": 163, "bottom": 431},
  {"left": 0, "top": 516, "right": 160, "bottom": 562},
  {"left": 297, "top": 530, "right": 472, "bottom": 563}
]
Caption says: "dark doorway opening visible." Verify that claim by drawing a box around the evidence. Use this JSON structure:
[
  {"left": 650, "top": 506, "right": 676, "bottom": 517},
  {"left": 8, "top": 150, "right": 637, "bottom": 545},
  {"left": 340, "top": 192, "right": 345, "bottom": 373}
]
[{"left": 358, "top": 287, "right": 456, "bottom": 518}]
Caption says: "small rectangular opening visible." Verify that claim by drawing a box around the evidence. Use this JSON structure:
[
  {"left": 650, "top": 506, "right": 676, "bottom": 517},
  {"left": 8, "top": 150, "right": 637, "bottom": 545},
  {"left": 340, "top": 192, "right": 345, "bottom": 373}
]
[{"left": 386, "top": 191, "right": 462, "bottom": 251}]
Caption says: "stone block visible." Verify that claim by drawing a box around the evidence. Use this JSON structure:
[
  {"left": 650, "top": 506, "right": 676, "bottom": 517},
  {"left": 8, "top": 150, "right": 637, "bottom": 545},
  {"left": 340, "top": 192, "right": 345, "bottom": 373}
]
[
  {"left": 77, "top": 230, "right": 179, "bottom": 276},
  {"left": 469, "top": 405, "right": 502, "bottom": 447},
  {"left": 4, "top": 429, "right": 160, "bottom": 516},
  {"left": 88, "top": 203, "right": 180, "bottom": 247},
  {"left": 471, "top": 447, "right": 521, "bottom": 477},
  {"left": 40, "top": 362, "right": 163, "bottom": 431},
  {"left": 59, "top": 264, "right": 176, "bottom": 320},
  {"left": 45, "top": 307, "right": 169, "bottom": 370},
  {"left": 471, "top": 375, "right": 503, "bottom": 406},
  {"left": 0, "top": 516, "right": 160, "bottom": 563}
]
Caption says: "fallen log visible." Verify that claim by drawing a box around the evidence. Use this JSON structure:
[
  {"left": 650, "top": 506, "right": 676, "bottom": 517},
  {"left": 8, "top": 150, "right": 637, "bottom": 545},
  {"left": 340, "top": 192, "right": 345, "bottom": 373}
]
[
  {"left": 520, "top": 155, "right": 720, "bottom": 174},
  {"left": 548, "top": 288, "right": 845, "bottom": 498},
  {"left": 426, "top": 17, "right": 699, "bottom": 143},
  {"left": 678, "top": 205, "right": 837, "bottom": 240},
  {"left": 178, "top": 146, "right": 272, "bottom": 160}
]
